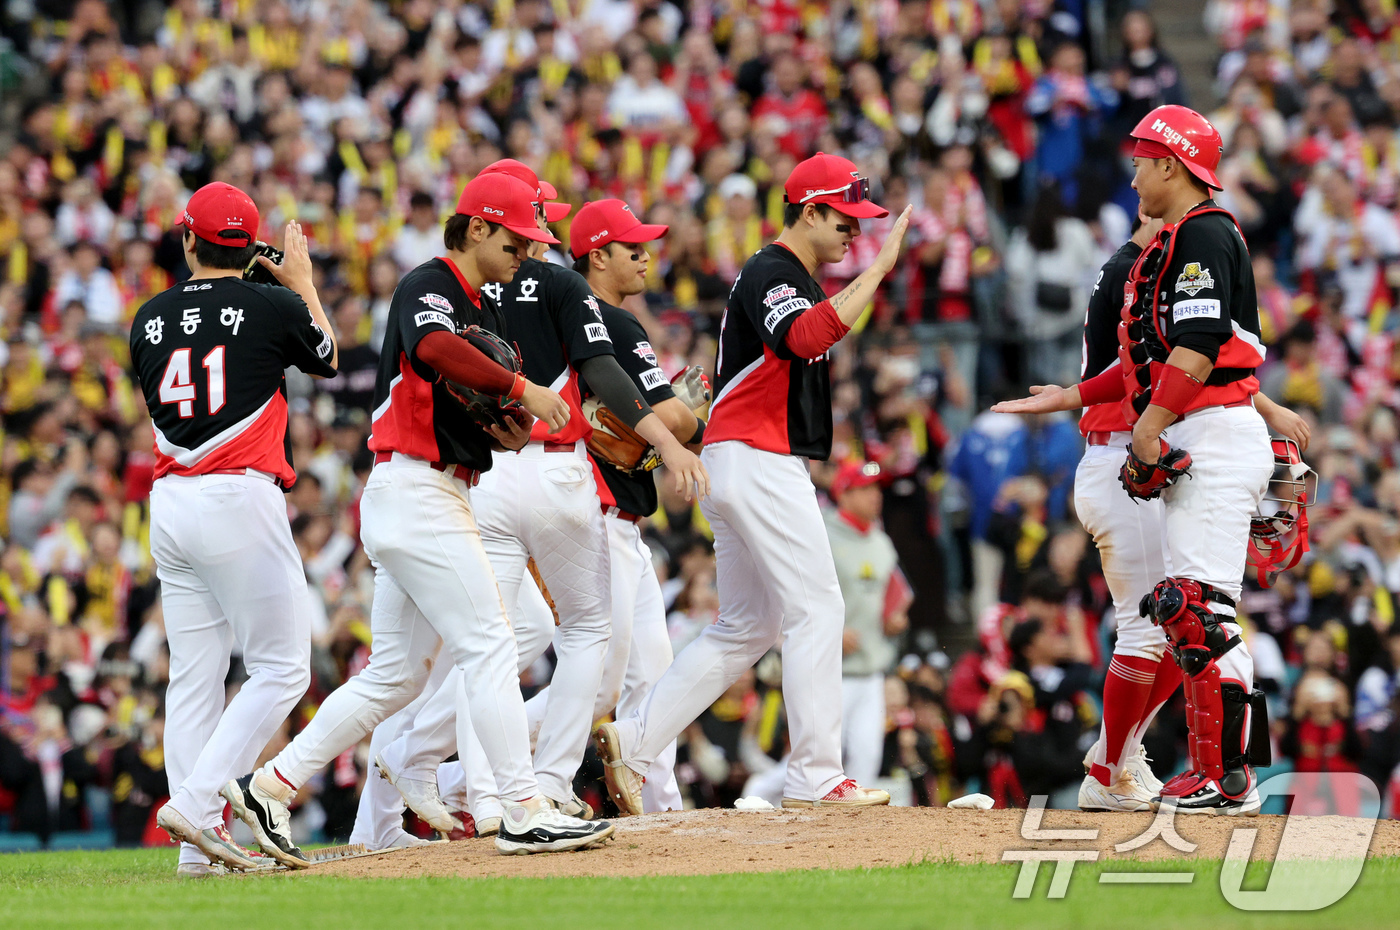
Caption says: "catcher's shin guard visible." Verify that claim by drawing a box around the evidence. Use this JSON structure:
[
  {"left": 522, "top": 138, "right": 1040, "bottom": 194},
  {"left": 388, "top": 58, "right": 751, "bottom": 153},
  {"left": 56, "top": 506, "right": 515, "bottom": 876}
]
[{"left": 1140, "top": 578, "right": 1244, "bottom": 787}]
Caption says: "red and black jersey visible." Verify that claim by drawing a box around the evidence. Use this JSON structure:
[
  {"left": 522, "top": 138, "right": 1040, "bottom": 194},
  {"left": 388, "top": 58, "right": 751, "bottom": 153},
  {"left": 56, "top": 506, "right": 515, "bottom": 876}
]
[
  {"left": 1079, "top": 239, "right": 1142, "bottom": 435},
  {"left": 130, "top": 277, "right": 336, "bottom": 487},
  {"left": 484, "top": 258, "right": 616, "bottom": 445},
  {"left": 706, "top": 243, "right": 833, "bottom": 459},
  {"left": 368, "top": 257, "right": 503, "bottom": 470},
  {"left": 581, "top": 300, "right": 675, "bottom": 518},
  {"left": 1119, "top": 202, "right": 1265, "bottom": 421}
]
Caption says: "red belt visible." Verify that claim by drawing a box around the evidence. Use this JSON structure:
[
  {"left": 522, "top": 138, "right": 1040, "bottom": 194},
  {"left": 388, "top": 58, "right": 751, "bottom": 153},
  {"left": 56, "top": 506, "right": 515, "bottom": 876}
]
[
  {"left": 1085, "top": 432, "right": 1115, "bottom": 447},
  {"left": 602, "top": 504, "right": 642, "bottom": 524},
  {"left": 207, "top": 467, "right": 284, "bottom": 488},
  {"left": 543, "top": 442, "right": 574, "bottom": 453},
  {"left": 374, "top": 451, "right": 480, "bottom": 487}
]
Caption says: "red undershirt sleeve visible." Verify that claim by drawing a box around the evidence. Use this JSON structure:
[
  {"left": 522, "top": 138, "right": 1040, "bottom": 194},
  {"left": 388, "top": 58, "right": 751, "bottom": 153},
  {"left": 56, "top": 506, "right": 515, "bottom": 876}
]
[
  {"left": 782, "top": 300, "right": 849, "bottom": 359},
  {"left": 1078, "top": 365, "right": 1128, "bottom": 406},
  {"left": 416, "top": 330, "right": 518, "bottom": 396}
]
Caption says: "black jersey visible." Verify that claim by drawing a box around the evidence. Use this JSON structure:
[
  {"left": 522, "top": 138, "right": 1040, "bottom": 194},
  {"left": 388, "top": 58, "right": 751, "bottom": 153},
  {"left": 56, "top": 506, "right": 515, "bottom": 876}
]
[
  {"left": 706, "top": 243, "right": 833, "bottom": 459},
  {"left": 367, "top": 257, "right": 504, "bottom": 470},
  {"left": 581, "top": 300, "right": 675, "bottom": 518},
  {"left": 130, "top": 276, "right": 335, "bottom": 486},
  {"left": 1080, "top": 239, "right": 1142, "bottom": 435},
  {"left": 484, "top": 257, "right": 615, "bottom": 445},
  {"left": 1083, "top": 240, "right": 1143, "bottom": 380}
]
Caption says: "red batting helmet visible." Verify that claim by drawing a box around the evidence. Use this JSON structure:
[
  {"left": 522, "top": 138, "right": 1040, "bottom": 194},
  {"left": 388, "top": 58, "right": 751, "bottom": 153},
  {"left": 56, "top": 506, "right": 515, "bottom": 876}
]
[
  {"left": 1246, "top": 438, "right": 1316, "bottom": 588},
  {"left": 1130, "top": 105, "right": 1224, "bottom": 191}
]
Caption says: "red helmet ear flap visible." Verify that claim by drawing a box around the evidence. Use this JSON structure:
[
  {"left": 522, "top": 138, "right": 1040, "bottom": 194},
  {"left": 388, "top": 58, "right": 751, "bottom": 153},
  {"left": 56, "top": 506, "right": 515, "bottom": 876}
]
[{"left": 1247, "top": 438, "right": 1316, "bottom": 588}]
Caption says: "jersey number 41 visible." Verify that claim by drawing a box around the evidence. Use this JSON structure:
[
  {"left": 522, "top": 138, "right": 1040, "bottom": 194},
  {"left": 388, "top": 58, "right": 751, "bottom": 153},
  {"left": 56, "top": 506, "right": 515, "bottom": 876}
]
[{"left": 160, "top": 346, "right": 227, "bottom": 418}]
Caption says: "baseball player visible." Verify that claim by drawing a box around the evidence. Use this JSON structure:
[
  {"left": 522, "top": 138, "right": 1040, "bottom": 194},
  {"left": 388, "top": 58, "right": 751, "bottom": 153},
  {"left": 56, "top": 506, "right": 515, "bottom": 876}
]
[
  {"left": 525, "top": 198, "right": 700, "bottom": 812},
  {"left": 363, "top": 165, "right": 708, "bottom": 830},
  {"left": 993, "top": 106, "right": 1275, "bottom": 814},
  {"left": 595, "top": 152, "right": 912, "bottom": 813},
  {"left": 131, "top": 183, "right": 338, "bottom": 876},
  {"left": 1001, "top": 211, "right": 1308, "bottom": 811},
  {"left": 222, "top": 172, "right": 614, "bottom": 865}
]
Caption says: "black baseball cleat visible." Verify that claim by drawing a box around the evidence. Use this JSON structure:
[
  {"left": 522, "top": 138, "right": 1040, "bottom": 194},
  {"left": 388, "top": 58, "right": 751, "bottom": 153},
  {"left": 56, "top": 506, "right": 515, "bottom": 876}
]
[
  {"left": 221, "top": 769, "right": 312, "bottom": 869},
  {"left": 494, "top": 797, "right": 616, "bottom": 855},
  {"left": 1155, "top": 767, "right": 1261, "bottom": 816}
]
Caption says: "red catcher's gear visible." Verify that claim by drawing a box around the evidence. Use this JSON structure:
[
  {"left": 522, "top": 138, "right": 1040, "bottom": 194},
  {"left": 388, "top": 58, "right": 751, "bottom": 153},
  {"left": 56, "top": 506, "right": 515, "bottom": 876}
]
[
  {"left": 1247, "top": 438, "right": 1317, "bottom": 588},
  {"left": 1130, "top": 105, "right": 1224, "bottom": 191},
  {"left": 1115, "top": 203, "right": 1262, "bottom": 425}
]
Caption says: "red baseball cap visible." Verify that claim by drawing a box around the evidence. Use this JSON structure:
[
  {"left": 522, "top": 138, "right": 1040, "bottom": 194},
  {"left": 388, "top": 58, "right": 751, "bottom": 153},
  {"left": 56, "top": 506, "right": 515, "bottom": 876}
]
[
  {"left": 784, "top": 153, "right": 888, "bottom": 219},
  {"left": 176, "top": 182, "right": 259, "bottom": 245},
  {"left": 478, "top": 158, "right": 572, "bottom": 222},
  {"left": 568, "top": 199, "right": 669, "bottom": 258},
  {"left": 830, "top": 460, "right": 882, "bottom": 498},
  {"left": 455, "top": 174, "right": 560, "bottom": 244}
]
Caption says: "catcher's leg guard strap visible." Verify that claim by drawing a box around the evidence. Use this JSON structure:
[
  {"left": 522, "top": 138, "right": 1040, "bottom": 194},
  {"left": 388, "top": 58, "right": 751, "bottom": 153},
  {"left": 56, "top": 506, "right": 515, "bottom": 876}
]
[
  {"left": 1222, "top": 684, "right": 1272, "bottom": 768},
  {"left": 1140, "top": 577, "right": 1241, "bottom": 675}
]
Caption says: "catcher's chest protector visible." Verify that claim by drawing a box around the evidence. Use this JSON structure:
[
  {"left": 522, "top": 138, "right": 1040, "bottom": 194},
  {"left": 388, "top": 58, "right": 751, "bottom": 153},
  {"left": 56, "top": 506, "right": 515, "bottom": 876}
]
[{"left": 1115, "top": 205, "right": 1258, "bottom": 425}]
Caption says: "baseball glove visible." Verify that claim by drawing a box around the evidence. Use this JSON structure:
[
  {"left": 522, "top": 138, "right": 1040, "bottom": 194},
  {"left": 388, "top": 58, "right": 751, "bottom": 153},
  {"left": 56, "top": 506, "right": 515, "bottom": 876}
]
[
  {"left": 1120, "top": 439, "right": 1192, "bottom": 501},
  {"left": 583, "top": 398, "right": 661, "bottom": 472},
  {"left": 670, "top": 365, "right": 711, "bottom": 411},
  {"left": 443, "top": 325, "right": 529, "bottom": 431}
]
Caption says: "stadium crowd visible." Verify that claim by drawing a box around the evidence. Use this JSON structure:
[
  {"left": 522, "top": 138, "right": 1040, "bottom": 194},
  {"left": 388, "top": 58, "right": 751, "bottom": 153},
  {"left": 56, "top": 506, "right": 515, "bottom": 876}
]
[{"left": 4, "top": 0, "right": 1400, "bottom": 845}]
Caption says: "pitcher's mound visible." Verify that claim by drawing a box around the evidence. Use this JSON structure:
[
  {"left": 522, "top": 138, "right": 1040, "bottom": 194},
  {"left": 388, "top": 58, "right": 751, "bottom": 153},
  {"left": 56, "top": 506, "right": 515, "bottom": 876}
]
[{"left": 306, "top": 807, "right": 1400, "bottom": 880}]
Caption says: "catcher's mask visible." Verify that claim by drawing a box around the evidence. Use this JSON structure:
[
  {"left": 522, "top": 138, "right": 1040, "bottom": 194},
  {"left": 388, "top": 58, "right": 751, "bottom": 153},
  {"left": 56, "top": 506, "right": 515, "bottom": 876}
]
[{"left": 1246, "top": 438, "right": 1316, "bottom": 588}]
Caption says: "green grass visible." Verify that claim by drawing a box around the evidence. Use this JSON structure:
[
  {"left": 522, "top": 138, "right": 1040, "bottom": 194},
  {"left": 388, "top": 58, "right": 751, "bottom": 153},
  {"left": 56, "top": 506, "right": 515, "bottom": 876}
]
[{"left": 4, "top": 849, "right": 1400, "bottom": 929}]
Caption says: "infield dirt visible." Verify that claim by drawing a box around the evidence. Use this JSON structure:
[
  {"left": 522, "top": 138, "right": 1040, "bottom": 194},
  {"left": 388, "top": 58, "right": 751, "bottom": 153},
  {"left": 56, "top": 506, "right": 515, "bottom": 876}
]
[{"left": 301, "top": 807, "right": 1399, "bottom": 880}]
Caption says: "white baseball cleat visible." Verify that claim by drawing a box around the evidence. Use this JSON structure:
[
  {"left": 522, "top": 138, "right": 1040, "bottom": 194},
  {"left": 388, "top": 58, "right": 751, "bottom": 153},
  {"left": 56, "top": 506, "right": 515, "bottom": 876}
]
[
  {"left": 175, "top": 862, "right": 217, "bottom": 879},
  {"left": 594, "top": 722, "right": 645, "bottom": 816},
  {"left": 375, "top": 752, "right": 459, "bottom": 834},
  {"left": 494, "top": 797, "right": 615, "bottom": 855},
  {"left": 1078, "top": 769, "right": 1154, "bottom": 812},
  {"left": 548, "top": 792, "right": 594, "bottom": 820},
  {"left": 221, "top": 769, "right": 311, "bottom": 869},
  {"left": 782, "top": 778, "right": 891, "bottom": 808},
  {"left": 370, "top": 828, "right": 433, "bottom": 850},
  {"left": 156, "top": 803, "right": 259, "bottom": 870},
  {"left": 1122, "top": 746, "right": 1165, "bottom": 797},
  {"left": 474, "top": 816, "right": 502, "bottom": 838}
]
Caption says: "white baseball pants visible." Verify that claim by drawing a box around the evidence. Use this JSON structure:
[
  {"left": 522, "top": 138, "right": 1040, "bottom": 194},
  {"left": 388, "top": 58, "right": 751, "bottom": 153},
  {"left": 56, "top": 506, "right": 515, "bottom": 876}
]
[
  {"left": 152, "top": 471, "right": 312, "bottom": 866},
  {"left": 470, "top": 442, "right": 612, "bottom": 802},
  {"left": 266, "top": 454, "right": 537, "bottom": 801},
  {"left": 1074, "top": 433, "right": 1171, "bottom": 663},
  {"left": 1159, "top": 404, "right": 1273, "bottom": 692},
  {"left": 614, "top": 440, "right": 847, "bottom": 801}
]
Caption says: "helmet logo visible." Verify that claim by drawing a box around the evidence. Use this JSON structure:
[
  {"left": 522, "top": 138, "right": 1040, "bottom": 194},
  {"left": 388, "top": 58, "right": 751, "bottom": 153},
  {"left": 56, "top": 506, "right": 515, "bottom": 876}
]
[{"left": 1150, "top": 118, "right": 1201, "bottom": 159}]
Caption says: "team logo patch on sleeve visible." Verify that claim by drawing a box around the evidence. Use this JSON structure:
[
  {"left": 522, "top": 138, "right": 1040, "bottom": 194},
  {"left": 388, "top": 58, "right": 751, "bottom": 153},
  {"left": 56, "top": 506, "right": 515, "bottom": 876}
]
[
  {"left": 1174, "top": 263, "right": 1215, "bottom": 297},
  {"left": 414, "top": 309, "right": 456, "bottom": 330},
  {"left": 1172, "top": 298, "right": 1222, "bottom": 323},
  {"left": 585, "top": 322, "right": 610, "bottom": 342},
  {"left": 632, "top": 341, "right": 659, "bottom": 365},
  {"left": 640, "top": 367, "right": 667, "bottom": 390},
  {"left": 418, "top": 293, "right": 454, "bottom": 313},
  {"left": 762, "top": 284, "right": 812, "bottom": 333}
]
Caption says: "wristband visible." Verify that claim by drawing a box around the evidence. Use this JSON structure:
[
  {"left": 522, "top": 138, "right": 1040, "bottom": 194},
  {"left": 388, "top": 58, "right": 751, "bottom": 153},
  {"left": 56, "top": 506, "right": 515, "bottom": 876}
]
[
  {"left": 687, "top": 420, "right": 706, "bottom": 445},
  {"left": 507, "top": 373, "right": 527, "bottom": 402},
  {"left": 1152, "top": 364, "right": 1204, "bottom": 416}
]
